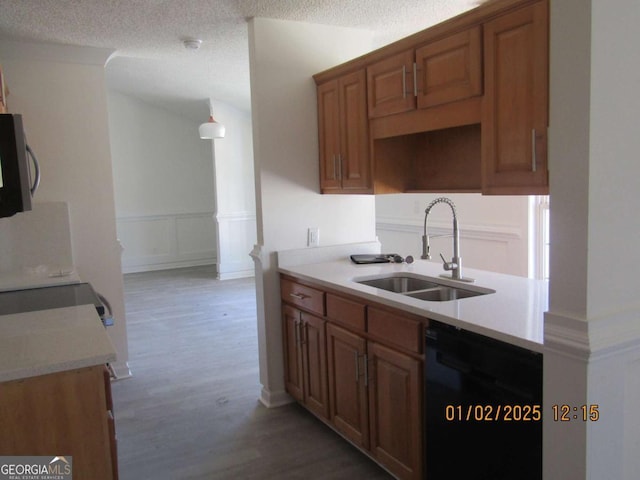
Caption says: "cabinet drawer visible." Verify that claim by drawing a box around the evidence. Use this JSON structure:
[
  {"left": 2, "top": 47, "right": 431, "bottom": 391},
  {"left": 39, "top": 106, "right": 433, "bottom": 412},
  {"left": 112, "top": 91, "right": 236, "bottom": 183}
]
[
  {"left": 281, "top": 278, "right": 325, "bottom": 316},
  {"left": 326, "top": 294, "right": 366, "bottom": 332},
  {"left": 368, "top": 307, "right": 423, "bottom": 354}
]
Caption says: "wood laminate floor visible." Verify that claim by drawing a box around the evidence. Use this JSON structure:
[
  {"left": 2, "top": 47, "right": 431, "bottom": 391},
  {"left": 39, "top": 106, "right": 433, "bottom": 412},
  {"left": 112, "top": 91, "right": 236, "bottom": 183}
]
[{"left": 112, "top": 266, "right": 393, "bottom": 480}]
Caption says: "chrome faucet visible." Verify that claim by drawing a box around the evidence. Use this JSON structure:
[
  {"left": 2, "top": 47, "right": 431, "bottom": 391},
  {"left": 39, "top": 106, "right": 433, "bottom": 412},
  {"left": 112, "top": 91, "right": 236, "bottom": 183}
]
[{"left": 421, "top": 197, "right": 473, "bottom": 282}]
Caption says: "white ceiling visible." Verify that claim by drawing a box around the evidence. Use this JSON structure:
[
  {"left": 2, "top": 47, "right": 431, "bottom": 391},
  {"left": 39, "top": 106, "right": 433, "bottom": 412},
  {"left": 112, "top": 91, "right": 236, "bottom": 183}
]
[{"left": 0, "top": 0, "right": 481, "bottom": 120}]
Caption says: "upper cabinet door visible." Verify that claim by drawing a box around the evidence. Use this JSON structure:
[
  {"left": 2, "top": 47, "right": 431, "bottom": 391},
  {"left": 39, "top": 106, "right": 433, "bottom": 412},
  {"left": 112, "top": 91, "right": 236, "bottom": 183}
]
[
  {"left": 415, "top": 26, "right": 483, "bottom": 109},
  {"left": 482, "top": 0, "right": 549, "bottom": 194},
  {"left": 317, "top": 80, "right": 341, "bottom": 191},
  {"left": 367, "top": 50, "right": 416, "bottom": 118},
  {"left": 317, "top": 70, "right": 370, "bottom": 193},
  {"left": 339, "top": 70, "right": 371, "bottom": 191}
]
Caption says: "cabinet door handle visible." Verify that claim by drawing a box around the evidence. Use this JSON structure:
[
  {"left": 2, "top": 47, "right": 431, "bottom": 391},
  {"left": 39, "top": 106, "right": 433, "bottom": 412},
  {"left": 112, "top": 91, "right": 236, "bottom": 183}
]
[
  {"left": 337, "top": 154, "right": 343, "bottom": 181},
  {"left": 531, "top": 129, "right": 537, "bottom": 172},
  {"left": 413, "top": 62, "right": 418, "bottom": 97},
  {"left": 294, "top": 320, "right": 300, "bottom": 345},
  {"left": 363, "top": 354, "right": 369, "bottom": 387},
  {"left": 402, "top": 65, "right": 407, "bottom": 99},
  {"left": 301, "top": 322, "right": 307, "bottom": 345},
  {"left": 354, "top": 351, "right": 360, "bottom": 383},
  {"left": 332, "top": 154, "right": 337, "bottom": 180}
]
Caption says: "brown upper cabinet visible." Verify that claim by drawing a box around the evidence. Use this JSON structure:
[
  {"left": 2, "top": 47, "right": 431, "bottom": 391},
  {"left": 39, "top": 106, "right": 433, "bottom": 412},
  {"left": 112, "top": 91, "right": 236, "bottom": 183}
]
[
  {"left": 317, "top": 70, "right": 371, "bottom": 193},
  {"left": 367, "top": 27, "right": 482, "bottom": 119},
  {"left": 367, "top": 50, "right": 416, "bottom": 118},
  {"left": 313, "top": 0, "right": 549, "bottom": 196},
  {"left": 482, "top": 0, "right": 549, "bottom": 194},
  {"left": 416, "top": 26, "right": 482, "bottom": 109}
]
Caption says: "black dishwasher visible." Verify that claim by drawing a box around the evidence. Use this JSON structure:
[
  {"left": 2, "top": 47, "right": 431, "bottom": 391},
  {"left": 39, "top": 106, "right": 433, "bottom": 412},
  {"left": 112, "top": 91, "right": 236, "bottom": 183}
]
[{"left": 425, "top": 320, "right": 542, "bottom": 480}]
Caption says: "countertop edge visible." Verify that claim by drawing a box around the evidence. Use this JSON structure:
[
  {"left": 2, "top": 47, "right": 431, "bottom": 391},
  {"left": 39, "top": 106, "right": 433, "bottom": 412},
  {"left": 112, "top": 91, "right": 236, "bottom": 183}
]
[
  {"left": 278, "top": 261, "right": 547, "bottom": 353},
  {"left": 0, "top": 352, "right": 117, "bottom": 383},
  {"left": 0, "top": 305, "right": 118, "bottom": 383}
]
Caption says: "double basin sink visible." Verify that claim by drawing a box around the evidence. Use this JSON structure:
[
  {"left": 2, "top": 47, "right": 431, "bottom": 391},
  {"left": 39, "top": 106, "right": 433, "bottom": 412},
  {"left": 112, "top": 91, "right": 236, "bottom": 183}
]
[{"left": 355, "top": 273, "right": 495, "bottom": 302}]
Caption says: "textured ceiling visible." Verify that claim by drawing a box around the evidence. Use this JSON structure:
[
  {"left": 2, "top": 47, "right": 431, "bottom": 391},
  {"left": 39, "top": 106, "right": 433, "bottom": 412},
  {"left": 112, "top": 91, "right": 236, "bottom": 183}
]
[{"left": 0, "top": 0, "right": 481, "bottom": 119}]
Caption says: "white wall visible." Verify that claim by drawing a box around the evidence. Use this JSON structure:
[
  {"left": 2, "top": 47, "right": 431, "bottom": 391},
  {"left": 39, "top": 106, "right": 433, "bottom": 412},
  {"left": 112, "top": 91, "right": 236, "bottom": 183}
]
[
  {"left": 376, "top": 193, "right": 529, "bottom": 277},
  {"left": 0, "top": 41, "right": 130, "bottom": 378},
  {"left": 0, "top": 203, "right": 74, "bottom": 273},
  {"left": 210, "top": 101, "right": 256, "bottom": 279},
  {"left": 248, "top": 18, "right": 376, "bottom": 406},
  {"left": 545, "top": 0, "right": 640, "bottom": 477},
  {"left": 107, "top": 92, "right": 217, "bottom": 273}
]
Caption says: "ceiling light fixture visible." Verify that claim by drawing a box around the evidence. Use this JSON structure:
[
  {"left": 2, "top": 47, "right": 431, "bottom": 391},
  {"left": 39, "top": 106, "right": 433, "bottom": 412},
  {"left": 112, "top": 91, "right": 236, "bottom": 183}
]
[
  {"left": 199, "top": 99, "right": 225, "bottom": 139},
  {"left": 183, "top": 38, "right": 202, "bottom": 50}
]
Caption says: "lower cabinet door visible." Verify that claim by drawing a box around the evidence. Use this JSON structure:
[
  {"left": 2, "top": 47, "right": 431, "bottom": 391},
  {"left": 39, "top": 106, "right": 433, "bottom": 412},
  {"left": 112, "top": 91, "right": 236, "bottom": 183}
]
[
  {"left": 301, "top": 312, "right": 329, "bottom": 419},
  {"left": 326, "top": 323, "right": 369, "bottom": 449},
  {"left": 282, "top": 305, "right": 304, "bottom": 402},
  {"left": 368, "top": 342, "right": 423, "bottom": 480},
  {"left": 0, "top": 366, "right": 116, "bottom": 480}
]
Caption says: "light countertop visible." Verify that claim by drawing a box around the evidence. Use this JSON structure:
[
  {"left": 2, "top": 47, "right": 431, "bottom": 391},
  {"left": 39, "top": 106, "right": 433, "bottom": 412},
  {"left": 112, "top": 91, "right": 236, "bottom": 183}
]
[
  {"left": 0, "top": 304, "right": 117, "bottom": 382},
  {"left": 279, "top": 259, "right": 548, "bottom": 352}
]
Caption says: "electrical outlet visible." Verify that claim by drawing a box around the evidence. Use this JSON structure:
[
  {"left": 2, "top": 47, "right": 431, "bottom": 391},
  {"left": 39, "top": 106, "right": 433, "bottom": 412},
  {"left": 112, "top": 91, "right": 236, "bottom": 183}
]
[{"left": 307, "top": 227, "right": 320, "bottom": 247}]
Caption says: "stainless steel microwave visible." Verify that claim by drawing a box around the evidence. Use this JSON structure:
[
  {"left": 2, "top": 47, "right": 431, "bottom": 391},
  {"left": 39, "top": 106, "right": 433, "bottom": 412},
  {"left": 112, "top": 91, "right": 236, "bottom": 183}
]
[{"left": 0, "top": 113, "right": 39, "bottom": 218}]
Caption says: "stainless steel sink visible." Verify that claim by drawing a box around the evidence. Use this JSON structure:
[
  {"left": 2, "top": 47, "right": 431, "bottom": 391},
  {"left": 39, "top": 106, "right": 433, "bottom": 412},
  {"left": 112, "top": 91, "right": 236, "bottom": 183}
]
[
  {"left": 406, "top": 286, "right": 484, "bottom": 301},
  {"left": 357, "top": 276, "right": 440, "bottom": 293},
  {"left": 354, "top": 273, "right": 494, "bottom": 302}
]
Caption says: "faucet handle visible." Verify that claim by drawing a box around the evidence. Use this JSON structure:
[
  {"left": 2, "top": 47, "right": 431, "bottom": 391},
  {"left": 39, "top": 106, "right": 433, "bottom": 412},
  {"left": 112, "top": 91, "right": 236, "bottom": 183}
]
[{"left": 439, "top": 253, "right": 458, "bottom": 271}]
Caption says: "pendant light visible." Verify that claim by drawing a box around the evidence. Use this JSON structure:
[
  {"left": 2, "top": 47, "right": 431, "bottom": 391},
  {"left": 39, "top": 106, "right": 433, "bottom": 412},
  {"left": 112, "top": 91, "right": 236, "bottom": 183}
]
[{"left": 199, "top": 99, "right": 225, "bottom": 139}]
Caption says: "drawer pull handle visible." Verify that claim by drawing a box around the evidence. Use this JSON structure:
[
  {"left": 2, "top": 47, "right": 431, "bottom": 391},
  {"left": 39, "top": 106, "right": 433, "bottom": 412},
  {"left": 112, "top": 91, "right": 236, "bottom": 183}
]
[{"left": 289, "top": 292, "right": 308, "bottom": 300}]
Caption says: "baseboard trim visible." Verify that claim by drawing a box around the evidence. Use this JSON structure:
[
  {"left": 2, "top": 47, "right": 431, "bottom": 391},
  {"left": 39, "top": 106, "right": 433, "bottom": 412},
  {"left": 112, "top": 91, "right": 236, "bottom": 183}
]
[
  {"left": 259, "top": 387, "right": 294, "bottom": 408},
  {"left": 217, "top": 269, "right": 255, "bottom": 280},
  {"left": 122, "top": 258, "right": 216, "bottom": 274}
]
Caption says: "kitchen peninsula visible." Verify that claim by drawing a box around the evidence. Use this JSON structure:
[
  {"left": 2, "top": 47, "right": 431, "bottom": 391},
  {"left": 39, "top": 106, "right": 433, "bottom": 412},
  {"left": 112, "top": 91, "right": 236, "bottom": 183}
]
[
  {"left": 278, "top": 244, "right": 547, "bottom": 479},
  {"left": 280, "top": 257, "right": 547, "bottom": 351}
]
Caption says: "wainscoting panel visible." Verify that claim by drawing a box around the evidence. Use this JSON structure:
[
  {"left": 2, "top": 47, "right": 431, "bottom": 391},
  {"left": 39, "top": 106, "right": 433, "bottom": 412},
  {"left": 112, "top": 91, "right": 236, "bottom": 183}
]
[
  {"left": 215, "top": 212, "right": 257, "bottom": 279},
  {"left": 117, "top": 212, "right": 216, "bottom": 273}
]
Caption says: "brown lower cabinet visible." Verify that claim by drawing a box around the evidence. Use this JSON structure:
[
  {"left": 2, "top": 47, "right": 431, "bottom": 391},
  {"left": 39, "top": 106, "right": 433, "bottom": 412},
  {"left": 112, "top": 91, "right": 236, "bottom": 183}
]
[
  {"left": 326, "top": 323, "right": 369, "bottom": 448},
  {"left": 282, "top": 276, "right": 423, "bottom": 480},
  {"left": 0, "top": 365, "right": 118, "bottom": 480},
  {"left": 368, "top": 342, "right": 422, "bottom": 480},
  {"left": 282, "top": 304, "right": 329, "bottom": 419}
]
